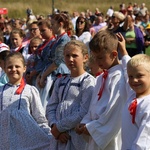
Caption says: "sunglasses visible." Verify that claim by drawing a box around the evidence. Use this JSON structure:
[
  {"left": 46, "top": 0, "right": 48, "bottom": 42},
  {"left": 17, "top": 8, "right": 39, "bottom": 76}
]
[
  {"left": 30, "top": 28, "right": 38, "bottom": 31},
  {"left": 77, "top": 21, "right": 85, "bottom": 24}
]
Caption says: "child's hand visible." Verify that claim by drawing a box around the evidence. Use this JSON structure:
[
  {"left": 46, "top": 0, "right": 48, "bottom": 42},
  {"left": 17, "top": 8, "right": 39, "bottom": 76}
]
[
  {"left": 75, "top": 124, "right": 85, "bottom": 135},
  {"left": 39, "top": 75, "right": 46, "bottom": 88},
  {"left": 36, "top": 74, "right": 42, "bottom": 88},
  {"left": 51, "top": 124, "right": 61, "bottom": 139},
  {"left": 83, "top": 126, "right": 90, "bottom": 136},
  {"left": 145, "top": 41, "right": 150, "bottom": 46},
  {"left": 116, "top": 32, "right": 128, "bottom": 57},
  {"left": 58, "top": 132, "right": 71, "bottom": 143}
]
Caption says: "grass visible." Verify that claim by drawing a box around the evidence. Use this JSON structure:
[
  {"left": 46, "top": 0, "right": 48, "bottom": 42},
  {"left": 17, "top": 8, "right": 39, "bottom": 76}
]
[{"left": 0, "top": 0, "right": 150, "bottom": 18}]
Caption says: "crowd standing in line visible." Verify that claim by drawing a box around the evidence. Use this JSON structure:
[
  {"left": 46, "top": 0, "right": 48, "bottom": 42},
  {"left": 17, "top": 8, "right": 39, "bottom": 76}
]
[{"left": 0, "top": 2, "right": 150, "bottom": 149}]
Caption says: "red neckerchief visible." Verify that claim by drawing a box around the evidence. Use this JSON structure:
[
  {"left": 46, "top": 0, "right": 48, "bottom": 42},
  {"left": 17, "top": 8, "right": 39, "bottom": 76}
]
[
  {"left": 56, "top": 32, "right": 66, "bottom": 40},
  {"left": 15, "top": 78, "right": 26, "bottom": 94},
  {"left": 38, "top": 36, "right": 55, "bottom": 55},
  {"left": 98, "top": 70, "right": 108, "bottom": 100},
  {"left": 96, "top": 71, "right": 103, "bottom": 77},
  {"left": 16, "top": 44, "right": 23, "bottom": 52},
  {"left": 128, "top": 98, "right": 137, "bottom": 124},
  {"left": 48, "top": 32, "right": 66, "bottom": 50}
]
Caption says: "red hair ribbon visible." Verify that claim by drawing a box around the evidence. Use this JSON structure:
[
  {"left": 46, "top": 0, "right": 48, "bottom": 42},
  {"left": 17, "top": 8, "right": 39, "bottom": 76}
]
[
  {"left": 98, "top": 70, "right": 108, "bottom": 100},
  {"left": 15, "top": 78, "right": 26, "bottom": 94},
  {"left": 128, "top": 98, "right": 137, "bottom": 124}
]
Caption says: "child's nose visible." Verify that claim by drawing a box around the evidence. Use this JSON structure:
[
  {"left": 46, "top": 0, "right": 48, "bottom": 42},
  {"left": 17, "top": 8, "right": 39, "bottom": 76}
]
[
  {"left": 132, "top": 77, "right": 138, "bottom": 82},
  {"left": 69, "top": 56, "right": 73, "bottom": 61},
  {"left": 11, "top": 66, "right": 16, "bottom": 71}
]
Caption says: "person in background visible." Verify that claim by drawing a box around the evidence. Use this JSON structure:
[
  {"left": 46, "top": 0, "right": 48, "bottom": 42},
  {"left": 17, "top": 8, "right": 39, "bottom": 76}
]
[
  {"left": 106, "top": 6, "right": 114, "bottom": 19},
  {"left": 0, "top": 44, "right": 10, "bottom": 86},
  {"left": 74, "top": 16, "right": 92, "bottom": 53},
  {"left": 0, "top": 52, "right": 51, "bottom": 149},
  {"left": 133, "top": 3, "right": 140, "bottom": 17},
  {"left": 25, "top": 37, "right": 43, "bottom": 85},
  {"left": 119, "top": 3, "right": 127, "bottom": 16},
  {"left": 90, "top": 15, "right": 107, "bottom": 37},
  {"left": 13, "top": 19, "right": 23, "bottom": 29},
  {"left": 22, "top": 21, "right": 42, "bottom": 62},
  {"left": 139, "top": 3, "right": 148, "bottom": 17},
  {"left": 46, "top": 40, "right": 95, "bottom": 150},
  {"left": 3, "top": 22, "right": 13, "bottom": 48},
  {"left": 109, "top": 11, "right": 125, "bottom": 34},
  {"left": 71, "top": 11, "right": 79, "bottom": 30},
  {"left": 144, "top": 24, "right": 150, "bottom": 55},
  {"left": 124, "top": 15, "right": 144, "bottom": 57},
  {"left": 95, "top": 8, "right": 101, "bottom": 16},
  {"left": 10, "top": 28, "right": 26, "bottom": 53},
  {"left": 28, "top": 19, "right": 55, "bottom": 88},
  {"left": 38, "top": 13, "right": 71, "bottom": 109}
]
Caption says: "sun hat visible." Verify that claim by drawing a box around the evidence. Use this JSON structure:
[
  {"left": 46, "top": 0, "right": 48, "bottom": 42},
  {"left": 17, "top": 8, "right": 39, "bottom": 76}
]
[{"left": 112, "top": 11, "right": 125, "bottom": 22}]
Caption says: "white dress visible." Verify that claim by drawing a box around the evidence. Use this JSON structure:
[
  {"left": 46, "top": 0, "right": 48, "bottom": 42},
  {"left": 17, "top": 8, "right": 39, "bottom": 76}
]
[
  {"left": 121, "top": 55, "right": 150, "bottom": 150},
  {"left": 0, "top": 83, "right": 51, "bottom": 150},
  {"left": 81, "top": 64, "right": 127, "bottom": 150},
  {"left": 46, "top": 72, "right": 95, "bottom": 150}
]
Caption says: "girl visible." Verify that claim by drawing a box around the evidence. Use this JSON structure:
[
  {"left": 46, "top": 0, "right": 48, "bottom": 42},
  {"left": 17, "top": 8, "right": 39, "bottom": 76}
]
[
  {"left": 46, "top": 40, "right": 95, "bottom": 150},
  {"left": 75, "top": 16, "right": 92, "bottom": 45},
  {"left": 0, "top": 52, "right": 51, "bottom": 149},
  {"left": 38, "top": 13, "right": 71, "bottom": 109},
  {"left": 10, "top": 28, "right": 26, "bottom": 53},
  {"left": 39, "top": 13, "right": 71, "bottom": 87},
  {"left": 26, "top": 37, "right": 43, "bottom": 85},
  {"left": 28, "top": 19, "right": 55, "bottom": 87}
]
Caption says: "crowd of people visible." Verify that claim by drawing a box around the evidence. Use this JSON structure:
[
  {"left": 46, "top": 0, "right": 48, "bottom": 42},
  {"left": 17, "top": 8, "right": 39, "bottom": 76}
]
[{"left": 0, "top": 2, "right": 150, "bottom": 150}]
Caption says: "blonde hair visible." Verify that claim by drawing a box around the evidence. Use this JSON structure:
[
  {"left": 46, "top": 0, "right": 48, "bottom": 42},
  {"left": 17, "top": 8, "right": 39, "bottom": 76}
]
[
  {"left": 127, "top": 54, "right": 150, "bottom": 72},
  {"left": 64, "top": 40, "right": 88, "bottom": 56},
  {"left": 64, "top": 40, "right": 89, "bottom": 69}
]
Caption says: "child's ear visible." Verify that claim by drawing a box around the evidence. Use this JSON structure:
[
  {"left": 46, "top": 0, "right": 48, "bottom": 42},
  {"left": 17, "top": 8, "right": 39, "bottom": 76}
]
[
  {"left": 112, "top": 50, "right": 118, "bottom": 58},
  {"left": 83, "top": 54, "right": 89, "bottom": 62},
  {"left": 23, "top": 66, "right": 27, "bottom": 73}
]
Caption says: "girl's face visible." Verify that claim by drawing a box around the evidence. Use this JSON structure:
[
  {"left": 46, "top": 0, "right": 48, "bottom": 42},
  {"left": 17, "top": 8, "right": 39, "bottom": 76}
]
[
  {"left": 127, "top": 65, "right": 150, "bottom": 98},
  {"left": 64, "top": 46, "right": 88, "bottom": 77},
  {"left": 39, "top": 24, "right": 53, "bottom": 40},
  {"left": 51, "top": 19, "right": 61, "bottom": 35},
  {"left": 5, "top": 57, "right": 26, "bottom": 85},
  {"left": 11, "top": 33, "right": 23, "bottom": 48},
  {"left": 76, "top": 19, "right": 85, "bottom": 31},
  {"left": 30, "top": 40, "right": 41, "bottom": 54}
]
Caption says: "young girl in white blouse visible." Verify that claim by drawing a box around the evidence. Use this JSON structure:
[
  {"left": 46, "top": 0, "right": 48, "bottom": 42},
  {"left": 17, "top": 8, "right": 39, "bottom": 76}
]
[
  {"left": 117, "top": 32, "right": 150, "bottom": 150},
  {"left": 46, "top": 40, "right": 95, "bottom": 150},
  {"left": 0, "top": 52, "right": 51, "bottom": 149}
]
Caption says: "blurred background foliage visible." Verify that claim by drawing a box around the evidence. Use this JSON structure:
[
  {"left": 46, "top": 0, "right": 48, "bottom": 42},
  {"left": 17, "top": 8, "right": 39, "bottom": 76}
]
[{"left": 0, "top": 0, "right": 149, "bottom": 18}]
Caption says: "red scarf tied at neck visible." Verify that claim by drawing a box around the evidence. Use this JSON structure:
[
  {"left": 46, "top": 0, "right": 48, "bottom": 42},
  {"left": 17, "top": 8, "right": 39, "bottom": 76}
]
[
  {"left": 128, "top": 98, "right": 137, "bottom": 124},
  {"left": 15, "top": 78, "right": 26, "bottom": 94},
  {"left": 98, "top": 70, "right": 108, "bottom": 100}
]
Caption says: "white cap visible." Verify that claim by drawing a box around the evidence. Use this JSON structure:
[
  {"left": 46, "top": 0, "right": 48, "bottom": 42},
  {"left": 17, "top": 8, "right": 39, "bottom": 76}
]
[{"left": 0, "top": 43, "right": 9, "bottom": 53}]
